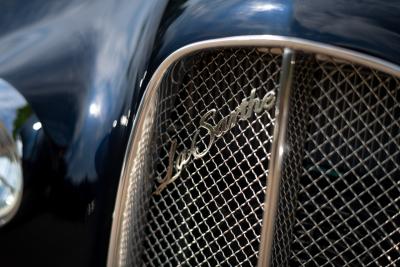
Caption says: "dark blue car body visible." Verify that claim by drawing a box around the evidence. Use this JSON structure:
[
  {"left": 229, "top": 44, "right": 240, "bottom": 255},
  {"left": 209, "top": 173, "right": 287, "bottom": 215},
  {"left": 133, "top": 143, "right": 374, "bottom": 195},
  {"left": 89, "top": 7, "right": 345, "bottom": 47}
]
[{"left": 0, "top": 0, "right": 399, "bottom": 266}]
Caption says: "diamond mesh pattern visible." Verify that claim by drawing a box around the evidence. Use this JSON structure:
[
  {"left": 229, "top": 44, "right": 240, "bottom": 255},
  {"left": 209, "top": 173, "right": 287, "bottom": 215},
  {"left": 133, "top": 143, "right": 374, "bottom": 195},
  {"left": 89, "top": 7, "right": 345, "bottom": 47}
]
[
  {"left": 118, "top": 47, "right": 400, "bottom": 267},
  {"left": 142, "top": 48, "right": 282, "bottom": 266},
  {"left": 290, "top": 57, "right": 400, "bottom": 266}
]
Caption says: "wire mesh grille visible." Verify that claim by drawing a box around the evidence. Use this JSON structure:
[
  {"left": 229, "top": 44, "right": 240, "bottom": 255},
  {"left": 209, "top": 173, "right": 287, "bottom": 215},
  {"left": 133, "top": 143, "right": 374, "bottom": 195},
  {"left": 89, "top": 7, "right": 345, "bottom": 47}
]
[
  {"left": 142, "top": 48, "right": 282, "bottom": 266},
  {"left": 290, "top": 57, "right": 400, "bottom": 266},
  {"left": 117, "top": 46, "right": 400, "bottom": 267}
]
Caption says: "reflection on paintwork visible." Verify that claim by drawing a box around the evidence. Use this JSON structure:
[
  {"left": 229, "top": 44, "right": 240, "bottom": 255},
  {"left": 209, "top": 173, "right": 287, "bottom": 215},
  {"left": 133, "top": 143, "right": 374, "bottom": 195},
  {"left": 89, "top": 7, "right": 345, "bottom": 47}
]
[
  {"left": 89, "top": 103, "right": 101, "bottom": 117},
  {"left": 0, "top": 80, "right": 26, "bottom": 133},
  {"left": 32, "top": 121, "right": 42, "bottom": 131},
  {"left": 250, "top": 2, "right": 284, "bottom": 12},
  {"left": 120, "top": 115, "right": 128, "bottom": 126}
]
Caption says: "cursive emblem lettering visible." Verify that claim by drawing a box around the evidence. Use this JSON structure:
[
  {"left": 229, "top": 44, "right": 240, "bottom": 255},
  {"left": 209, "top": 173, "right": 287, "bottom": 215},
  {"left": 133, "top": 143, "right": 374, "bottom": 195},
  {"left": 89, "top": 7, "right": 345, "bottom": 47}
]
[{"left": 154, "top": 89, "right": 276, "bottom": 195}]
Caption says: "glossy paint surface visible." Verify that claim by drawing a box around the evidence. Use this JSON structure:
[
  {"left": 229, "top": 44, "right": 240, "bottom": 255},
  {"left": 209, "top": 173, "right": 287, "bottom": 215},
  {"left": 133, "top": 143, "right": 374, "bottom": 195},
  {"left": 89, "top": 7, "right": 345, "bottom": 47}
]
[
  {"left": 0, "top": 0, "right": 399, "bottom": 266},
  {"left": 151, "top": 0, "right": 400, "bottom": 70},
  {"left": 0, "top": 0, "right": 167, "bottom": 266}
]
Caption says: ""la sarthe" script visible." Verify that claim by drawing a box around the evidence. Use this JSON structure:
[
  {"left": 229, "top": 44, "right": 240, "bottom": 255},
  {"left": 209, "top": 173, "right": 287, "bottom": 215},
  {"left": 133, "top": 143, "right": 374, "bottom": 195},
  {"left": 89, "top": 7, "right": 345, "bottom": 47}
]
[{"left": 154, "top": 88, "right": 276, "bottom": 195}]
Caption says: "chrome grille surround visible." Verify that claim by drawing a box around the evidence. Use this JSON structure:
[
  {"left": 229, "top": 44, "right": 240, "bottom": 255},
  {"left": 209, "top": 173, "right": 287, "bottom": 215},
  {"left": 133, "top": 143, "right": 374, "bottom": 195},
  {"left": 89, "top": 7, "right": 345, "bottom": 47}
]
[{"left": 107, "top": 36, "right": 400, "bottom": 267}]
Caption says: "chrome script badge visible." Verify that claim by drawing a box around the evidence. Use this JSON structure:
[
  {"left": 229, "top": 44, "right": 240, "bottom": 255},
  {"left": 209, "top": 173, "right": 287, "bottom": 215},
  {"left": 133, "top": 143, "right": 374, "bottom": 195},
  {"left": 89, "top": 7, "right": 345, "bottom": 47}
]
[{"left": 154, "top": 89, "right": 276, "bottom": 195}]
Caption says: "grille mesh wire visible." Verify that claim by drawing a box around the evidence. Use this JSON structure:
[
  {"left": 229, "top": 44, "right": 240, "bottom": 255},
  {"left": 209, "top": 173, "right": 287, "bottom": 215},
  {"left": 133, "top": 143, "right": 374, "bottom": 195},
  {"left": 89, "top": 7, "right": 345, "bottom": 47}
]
[
  {"left": 142, "top": 48, "right": 282, "bottom": 266},
  {"left": 290, "top": 56, "right": 400, "bottom": 266}
]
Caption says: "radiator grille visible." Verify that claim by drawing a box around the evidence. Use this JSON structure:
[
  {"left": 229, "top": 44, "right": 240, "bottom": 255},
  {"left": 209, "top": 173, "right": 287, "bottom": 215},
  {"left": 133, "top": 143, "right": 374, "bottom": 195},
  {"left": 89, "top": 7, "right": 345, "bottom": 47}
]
[
  {"left": 290, "top": 57, "right": 400, "bottom": 266},
  {"left": 114, "top": 44, "right": 400, "bottom": 267},
  {"left": 142, "top": 48, "right": 282, "bottom": 266}
]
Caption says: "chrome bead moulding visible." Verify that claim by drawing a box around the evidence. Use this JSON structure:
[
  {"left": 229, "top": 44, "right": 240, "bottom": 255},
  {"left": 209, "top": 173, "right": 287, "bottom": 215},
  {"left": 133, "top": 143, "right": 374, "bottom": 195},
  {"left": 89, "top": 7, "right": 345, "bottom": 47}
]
[{"left": 257, "top": 48, "right": 295, "bottom": 267}]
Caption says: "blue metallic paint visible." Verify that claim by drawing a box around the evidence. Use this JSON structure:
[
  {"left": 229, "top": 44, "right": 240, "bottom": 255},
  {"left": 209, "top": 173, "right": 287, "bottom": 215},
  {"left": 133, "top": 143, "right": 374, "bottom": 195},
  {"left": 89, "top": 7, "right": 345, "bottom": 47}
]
[
  {"left": 0, "top": 0, "right": 167, "bottom": 266},
  {"left": 151, "top": 0, "right": 400, "bottom": 69},
  {"left": 0, "top": 0, "right": 399, "bottom": 266}
]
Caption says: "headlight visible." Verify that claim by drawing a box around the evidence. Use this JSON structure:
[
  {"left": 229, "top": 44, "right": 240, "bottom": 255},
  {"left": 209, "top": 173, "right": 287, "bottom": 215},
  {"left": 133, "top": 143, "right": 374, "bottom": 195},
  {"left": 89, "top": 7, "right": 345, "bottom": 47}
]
[
  {"left": 0, "top": 79, "right": 26, "bottom": 226},
  {"left": 0, "top": 123, "right": 23, "bottom": 226}
]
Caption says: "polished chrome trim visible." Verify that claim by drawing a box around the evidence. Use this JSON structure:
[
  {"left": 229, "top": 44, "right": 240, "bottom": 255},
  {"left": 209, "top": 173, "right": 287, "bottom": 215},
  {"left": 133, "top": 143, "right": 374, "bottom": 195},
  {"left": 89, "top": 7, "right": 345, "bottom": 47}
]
[
  {"left": 257, "top": 48, "right": 295, "bottom": 267},
  {"left": 144, "top": 36, "right": 400, "bottom": 85},
  {"left": 106, "top": 105, "right": 135, "bottom": 267},
  {"left": 107, "top": 35, "right": 400, "bottom": 267}
]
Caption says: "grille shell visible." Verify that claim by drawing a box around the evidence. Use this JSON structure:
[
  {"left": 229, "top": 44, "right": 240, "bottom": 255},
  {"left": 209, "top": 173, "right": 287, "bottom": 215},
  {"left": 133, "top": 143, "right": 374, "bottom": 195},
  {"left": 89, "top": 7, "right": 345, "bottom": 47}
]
[{"left": 107, "top": 36, "right": 400, "bottom": 267}]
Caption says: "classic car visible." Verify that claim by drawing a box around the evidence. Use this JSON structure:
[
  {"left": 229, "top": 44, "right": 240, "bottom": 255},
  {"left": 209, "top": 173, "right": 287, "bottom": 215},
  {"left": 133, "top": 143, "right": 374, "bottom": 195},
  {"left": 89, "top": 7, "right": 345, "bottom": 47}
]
[{"left": 0, "top": 0, "right": 399, "bottom": 266}]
